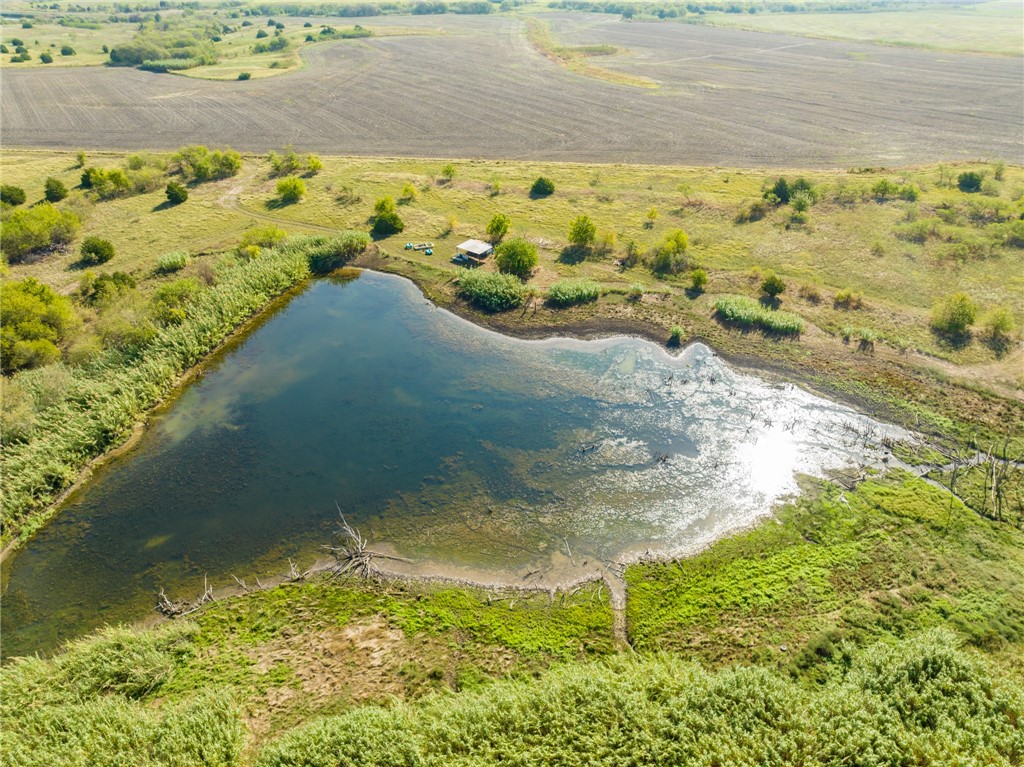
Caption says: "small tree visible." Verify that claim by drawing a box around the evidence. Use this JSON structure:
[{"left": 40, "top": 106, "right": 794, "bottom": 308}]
[
  {"left": 80, "top": 236, "right": 115, "bottom": 265},
  {"left": 567, "top": 214, "right": 596, "bottom": 249},
  {"left": 440, "top": 163, "right": 456, "bottom": 181},
  {"left": 495, "top": 237, "right": 538, "bottom": 279},
  {"left": 166, "top": 181, "right": 188, "bottom": 205},
  {"left": 486, "top": 213, "right": 510, "bottom": 243},
  {"left": 372, "top": 210, "right": 404, "bottom": 237},
  {"left": 39, "top": 52, "right": 53, "bottom": 64},
  {"left": 276, "top": 177, "right": 306, "bottom": 204},
  {"left": 957, "top": 171, "right": 983, "bottom": 193},
  {"left": 61, "top": 45, "right": 76, "bottom": 56},
  {"left": 980, "top": 306, "right": 1015, "bottom": 343},
  {"left": 931, "top": 292, "right": 977, "bottom": 335},
  {"left": 238, "top": 71, "right": 251, "bottom": 80},
  {"left": 1, "top": 185, "right": 27, "bottom": 206},
  {"left": 790, "top": 190, "right": 813, "bottom": 213},
  {"left": 649, "top": 229, "right": 689, "bottom": 275},
  {"left": 761, "top": 271, "right": 786, "bottom": 298},
  {"left": 75, "top": 150, "right": 87, "bottom": 168},
  {"left": 374, "top": 196, "right": 397, "bottom": 216},
  {"left": 44, "top": 177, "right": 68, "bottom": 203},
  {"left": 530, "top": 176, "right": 555, "bottom": 198},
  {"left": 645, "top": 207, "right": 658, "bottom": 228},
  {"left": 399, "top": 183, "right": 418, "bottom": 203},
  {"left": 256, "top": 28, "right": 269, "bottom": 38},
  {"left": 305, "top": 154, "right": 323, "bottom": 175},
  {"left": 690, "top": 268, "right": 708, "bottom": 293},
  {"left": 765, "top": 177, "right": 790, "bottom": 205}
]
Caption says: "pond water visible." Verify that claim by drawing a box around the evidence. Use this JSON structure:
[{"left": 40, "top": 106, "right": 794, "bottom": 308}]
[{"left": 2, "top": 271, "right": 905, "bottom": 657}]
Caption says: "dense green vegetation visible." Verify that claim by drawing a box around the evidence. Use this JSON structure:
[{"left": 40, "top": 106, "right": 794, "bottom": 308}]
[
  {"left": 457, "top": 269, "right": 528, "bottom": 312},
  {"left": 0, "top": 233, "right": 368, "bottom": 545},
  {"left": 3, "top": 472, "right": 1022, "bottom": 764},
  {"left": 713, "top": 294, "right": 805, "bottom": 334},
  {"left": 546, "top": 277, "right": 601, "bottom": 307}
]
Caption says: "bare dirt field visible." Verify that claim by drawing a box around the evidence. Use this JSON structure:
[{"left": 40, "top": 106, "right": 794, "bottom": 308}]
[{"left": 1, "top": 13, "right": 1020, "bottom": 166}]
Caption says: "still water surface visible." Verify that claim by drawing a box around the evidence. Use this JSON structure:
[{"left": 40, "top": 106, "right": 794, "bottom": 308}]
[{"left": 2, "top": 271, "right": 904, "bottom": 656}]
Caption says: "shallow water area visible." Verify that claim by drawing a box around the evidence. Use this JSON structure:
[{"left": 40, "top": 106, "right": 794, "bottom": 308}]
[{"left": 2, "top": 271, "right": 906, "bottom": 656}]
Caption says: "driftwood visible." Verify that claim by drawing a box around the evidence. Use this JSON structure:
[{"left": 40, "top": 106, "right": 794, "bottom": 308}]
[
  {"left": 324, "top": 505, "right": 412, "bottom": 580},
  {"left": 156, "top": 575, "right": 214, "bottom": 618}
]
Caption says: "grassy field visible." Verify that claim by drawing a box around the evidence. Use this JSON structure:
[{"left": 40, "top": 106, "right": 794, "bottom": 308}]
[
  {"left": 3, "top": 471, "right": 1022, "bottom": 763},
  {"left": 698, "top": 0, "right": 1024, "bottom": 56},
  {"left": 2, "top": 14, "right": 1019, "bottom": 166}
]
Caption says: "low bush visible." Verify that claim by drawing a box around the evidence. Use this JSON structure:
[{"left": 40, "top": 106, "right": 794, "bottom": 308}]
[
  {"left": 834, "top": 288, "right": 864, "bottom": 309},
  {"left": 165, "top": 181, "right": 188, "bottom": 205},
  {"left": 156, "top": 251, "right": 190, "bottom": 274},
  {"left": 649, "top": 230, "right": 689, "bottom": 276},
  {"left": 79, "top": 237, "right": 115, "bottom": 266},
  {"left": 690, "top": 268, "right": 708, "bottom": 293},
  {"left": 276, "top": 176, "right": 306, "bottom": 204},
  {"left": 0, "top": 278, "right": 79, "bottom": 374},
  {"left": 957, "top": 171, "right": 983, "bottom": 193},
  {"left": 1, "top": 184, "right": 27, "bottom": 206},
  {"left": 931, "top": 292, "right": 977, "bottom": 335},
  {"left": 714, "top": 295, "right": 804, "bottom": 335},
  {"left": 530, "top": 176, "right": 555, "bottom": 197},
  {"left": 546, "top": 279, "right": 600, "bottom": 307},
  {"left": 305, "top": 230, "right": 370, "bottom": 274},
  {"left": 78, "top": 270, "right": 136, "bottom": 306},
  {"left": 238, "top": 71, "right": 251, "bottom": 80},
  {"left": 0, "top": 204, "right": 81, "bottom": 262},
  {"left": 668, "top": 325, "right": 685, "bottom": 346},
  {"left": 372, "top": 210, "right": 405, "bottom": 237},
  {"left": 172, "top": 145, "right": 242, "bottom": 183},
  {"left": 457, "top": 269, "right": 527, "bottom": 312},
  {"left": 60, "top": 45, "right": 75, "bottom": 56},
  {"left": 760, "top": 271, "right": 786, "bottom": 298},
  {"left": 44, "top": 177, "right": 68, "bottom": 203},
  {"left": 494, "top": 237, "right": 538, "bottom": 278}
]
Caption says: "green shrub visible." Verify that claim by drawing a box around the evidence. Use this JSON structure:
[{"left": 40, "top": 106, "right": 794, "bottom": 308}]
[
  {"left": 627, "top": 283, "right": 644, "bottom": 301},
  {"left": 0, "top": 204, "right": 81, "bottom": 262},
  {"left": 530, "top": 176, "right": 555, "bottom": 198},
  {"left": 714, "top": 295, "right": 804, "bottom": 334},
  {"left": 931, "top": 292, "right": 977, "bottom": 335},
  {"left": 372, "top": 210, "right": 405, "bottom": 237},
  {"left": 649, "top": 229, "right": 689, "bottom": 275},
  {"left": 668, "top": 325, "right": 685, "bottom": 346},
  {"left": 238, "top": 71, "right": 251, "bottom": 80},
  {"left": 78, "top": 270, "right": 136, "bottom": 306},
  {"left": 980, "top": 306, "right": 1016, "bottom": 342},
  {"left": 238, "top": 225, "right": 287, "bottom": 255},
  {"left": 60, "top": 45, "right": 75, "bottom": 56},
  {"left": 305, "top": 231, "right": 370, "bottom": 274},
  {"left": 440, "top": 162, "right": 456, "bottom": 180},
  {"left": 39, "top": 51, "right": 53, "bottom": 63},
  {"left": 0, "top": 278, "right": 78, "bottom": 374},
  {"left": 567, "top": 214, "right": 596, "bottom": 249},
  {"left": 172, "top": 145, "right": 242, "bottom": 183},
  {"left": 1, "top": 184, "right": 26, "bottom": 206},
  {"left": 760, "top": 271, "right": 786, "bottom": 298},
  {"left": 547, "top": 279, "right": 600, "bottom": 307},
  {"left": 79, "top": 236, "right": 115, "bottom": 266},
  {"left": 276, "top": 176, "right": 306, "bottom": 204},
  {"left": 165, "top": 180, "right": 188, "bottom": 205},
  {"left": 156, "top": 251, "right": 190, "bottom": 274},
  {"left": 373, "top": 196, "right": 397, "bottom": 216},
  {"left": 43, "top": 177, "right": 68, "bottom": 203},
  {"left": 494, "top": 237, "right": 538, "bottom": 279},
  {"left": 457, "top": 269, "right": 527, "bottom": 312},
  {"left": 690, "top": 268, "right": 708, "bottom": 292},
  {"left": 834, "top": 288, "right": 864, "bottom": 309},
  {"left": 486, "top": 213, "right": 510, "bottom": 243},
  {"left": 957, "top": 171, "right": 983, "bottom": 193}
]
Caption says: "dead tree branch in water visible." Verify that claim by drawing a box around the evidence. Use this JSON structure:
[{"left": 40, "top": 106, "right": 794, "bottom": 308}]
[
  {"left": 156, "top": 575, "right": 214, "bottom": 618},
  {"left": 324, "top": 505, "right": 413, "bottom": 580}
]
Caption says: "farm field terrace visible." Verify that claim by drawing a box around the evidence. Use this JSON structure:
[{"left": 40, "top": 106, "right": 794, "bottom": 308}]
[{"left": 1, "top": 12, "right": 1021, "bottom": 165}]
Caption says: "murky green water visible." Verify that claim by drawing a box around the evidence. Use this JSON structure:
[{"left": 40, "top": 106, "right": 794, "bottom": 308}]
[{"left": 2, "top": 271, "right": 904, "bottom": 656}]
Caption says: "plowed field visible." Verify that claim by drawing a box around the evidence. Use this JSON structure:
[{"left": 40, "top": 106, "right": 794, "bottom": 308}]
[{"left": 1, "top": 14, "right": 1019, "bottom": 166}]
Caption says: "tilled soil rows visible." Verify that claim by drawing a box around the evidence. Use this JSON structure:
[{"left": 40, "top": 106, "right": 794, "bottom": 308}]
[{"left": 1, "top": 14, "right": 1019, "bottom": 166}]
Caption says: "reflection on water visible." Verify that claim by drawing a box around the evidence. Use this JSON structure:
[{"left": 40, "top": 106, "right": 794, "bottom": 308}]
[{"left": 1, "top": 271, "right": 905, "bottom": 656}]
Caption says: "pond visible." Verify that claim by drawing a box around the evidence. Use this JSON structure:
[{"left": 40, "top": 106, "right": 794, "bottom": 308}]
[{"left": 1, "top": 270, "right": 905, "bottom": 657}]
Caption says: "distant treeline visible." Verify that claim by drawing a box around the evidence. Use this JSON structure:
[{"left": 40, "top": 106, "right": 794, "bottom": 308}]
[
  {"left": 50, "top": 0, "right": 504, "bottom": 17},
  {"left": 548, "top": 0, "right": 906, "bottom": 15}
]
